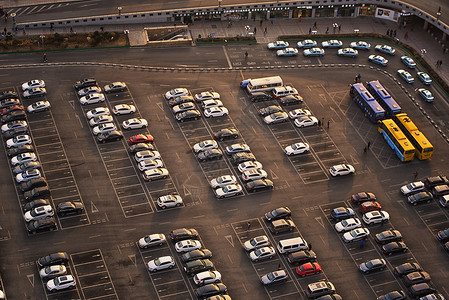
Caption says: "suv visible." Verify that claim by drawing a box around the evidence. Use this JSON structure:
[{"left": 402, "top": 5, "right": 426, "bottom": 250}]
[
  {"left": 330, "top": 207, "right": 355, "bottom": 221},
  {"left": 431, "top": 184, "right": 449, "bottom": 197},
  {"left": 184, "top": 259, "right": 214, "bottom": 275},
  {"left": 250, "top": 92, "right": 273, "bottom": 102},
  {"left": 24, "top": 186, "right": 51, "bottom": 201},
  {"left": 1, "top": 110, "right": 26, "bottom": 123},
  {"left": 408, "top": 283, "right": 436, "bottom": 298},
  {"left": 20, "top": 177, "right": 48, "bottom": 192},
  {"left": 74, "top": 78, "right": 97, "bottom": 90},
  {"left": 269, "top": 219, "right": 295, "bottom": 234},
  {"left": 305, "top": 281, "right": 336, "bottom": 298},
  {"left": 27, "top": 217, "right": 57, "bottom": 234},
  {"left": 424, "top": 176, "right": 449, "bottom": 189},
  {"left": 407, "top": 192, "right": 433, "bottom": 205}
]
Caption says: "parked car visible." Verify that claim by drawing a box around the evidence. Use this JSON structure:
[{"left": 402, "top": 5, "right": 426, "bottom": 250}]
[
  {"left": 11, "top": 152, "right": 37, "bottom": 166},
  {"left": 16, "top": 169, "right": 42, "bottom": 183},
  {"left": 330, "top": 207, "right": 354, "bottom": 221},
  {"left": 194, "top": 91, "right": 220, "bottom": 102},
  {"left": 394, "top": 262, "right": 423, "bottom": 276},
  {"left": 260, "top": 270, "right": 288, "bottom": 285},
  {"left": 225, "top": 143, "right": 250, "bottom": 155},
  {"left": 77, "top": 86, "right": 101, "bottom": 96},
  {"left": 122, "top": 118, "right": 148, "bottom": 130},
  {"left": 6, "top": 134, "right": 32, "bottom": 148},
  {"left": 97, "top": 130, "right": 123, "bottom": 143},
  {"left": 382, "top": 241, "right": 408, "bottom": 255},
  {"left": 232, "top": 152, "right": 256, "bottom": 165},
  {"left": 198, "top": 149, "right": 223, "bottom": 162},
  {"left": 194, "top": 283, "right": 227, "bottom": 299},
  {"left": 181, "top": 249, "right": 212, "bottom": 263},
  {"left": 138, "top": 234, "right": 166, "bottom": 248},
  {"left": 56, "top": 201, "right": 84, "bottom": 216},
  {"left": 128, "top": 143, "right": 155, "bottom": 153},
  {"left": 39, "top": 265, "right": 67, "bottom": 279},
  {"left": 79, "top": 93, "right": 105, "bottom": 105},
  {"left": 86, "top": 107, "right": 110, "bottom": 119},
  {"left": 296, "top": 262, "right": 322, "bottom": 277},
  {"left": 375, "top": 229, "right": 402, "bottom": 244},
  {"left": 193, "top": 271, "right": 221, "bottom": 286},
  {"left": 22, "top": 79, "right": 45, "bottom": 91},
  {"left": 147, "top": 256, "right": 175, "bottom": 272},
  {"left": 294, "top": 116, "right": 318, "bottom": 128},
  {"left": 437, "top": 228, "right": 449, "bottom": 242},
  {"left": 288, "top": 108, "right": 311, "bottom": 119},
  {"left": 351, "top": 192, "right": 376, "bottom": 204},
  {"left": 7, "top": 144, "right": 34, "bottom": 158},
  {"left": 176, "top": 109, "right": 202, "bottom": 122},
  {"left": 329, "top": 164, "right": 355, "bottom": 176},
  {"left": 407, "top": 192, "right": 433, "bottom": 205},
  {"left": 37, "top": 252, "right": 69, "bottom": 267},
  {"left": 104, "top": 81, "right": 126, "bottom": 93},
  {"left": 1, "top": 104, "right": 23, "bottom": 116},
  {"left": 172, "top": 102, "right": 196, "bottom": 114},
  {"left": 400, "top": 181, "right": 425, "bottom": 196},
  {"left": 249, "top": 246, "right": 276, "bottom": 262},
  {"left": 113, "top": 104, "right": 136, "bottom": 115},
  {"left": 193, "top": 140, "right": 218, "bottom": 153},
  {"left": 74, "top": 78, "right": 97, "bottom": 90},
  {"left": 0, "top": 90, "right": 18, "bottom": 100},
  {"left": 24, "top": 205, "right": 54, "bottom": 222},
  {"left": 210, "top": 175, "right": 237, "bottom": 189},
  {"left": 213, "top": 128, "right": 238, "bottom": 141},
  {"left": 243, "top": 236, "right": 270, "bottom": 252},
  {"left": 24, "top": 186, "right": 51, "bottom": 201},
  {"left": 27, "top": 101, "right": 50, "bottom": 113},
  {"left": 169, "top": 228, "right": 198, "bottom": 241},
  {"left": 245, "top": 179, "right": 274, "bottom": 192},
  {"left": 359, "top": 259, "right": 386, "bottom": 274},
  {"left": 214, "top": 184, "right": 243, "bottom": 199},
  {"left": 2, "top": 120, "right": 27, "bottom": 133},
  {"left": 3, "top": 127, "right": 28, "bottom": 139},
  {"left": 204, "top": 107, "right": 228, "bottom": 118},
  {"left": 89, "top": 115, "right": 114, "bottom": 127},
  {"left": 403, "top": 272, "right": 431, "bottom": 287},
  {"left": 238, "top": 161, "right": 262, "bottom": 173},
  {"left": 168, "top": 95, "right": 195, "bottom": 107},
  {"left": 129, "top": 134, "right": 154, "bottom": 144},
  {"left": 376, "top": 290, "right": 406, "bottom": 300},
  {"left": 23, "top": 199, "right": 50, "bottom": 213},
  {"left": 342, "top": 228, "right": 370, "bottom": 243},
  {"left": 1, "top": 110, "right": 26, "bottom": 123},
  {"left": 19, "top": 177, "right": 47, "bottom": 192},
  {"left": 242, "top": 169, "right": 268, "bottom": 182},
  {"left": 165, "top": 88, "right": 189, "bottom": 100},
  {"left": 157, "top": 194, "right": 183, "bottom": 209},
  {"left": 27, "top": 217, "right": 56, "bottom": 233},
  {"left": 287, "top": 250, "right": 316, "bottom": 265},
  {"left": 265, "top": 207, "right": 291, "bottom": 221},
  {"left": 359, "top": 201, "right": 382, "bottom": 213},
  {"left": 46, "top": 275, "right": 76, "bottom": 291},
  {"left": 142, "top": 168, "right": 169, "bottom": 181},
  {"left": 334, "top": 218, "right": 361, "bottom": 233},
  {"left": 0, "top": 98, "right": 21, "bottom": 109},
  {"left": 285, "top": 142, "right": 309, "bottom": 156},
  {"left": 184, "top": 259, "right": 214, "bottom": 275},
  {"left": 368, "top": 55, "right": 388, "bottom": 66}
]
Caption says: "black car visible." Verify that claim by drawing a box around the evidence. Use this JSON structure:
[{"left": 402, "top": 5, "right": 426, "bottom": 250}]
[
  {"left": 184, "top": 259, "right": 214, "bottom": 275},
  {"left": 437, "top": 228, "right": 449, "bottom": 242},
  {"left": 194, "top": 283, "right": 227, "bottom": 299},
  {"left": 128, "top": 143, "right": 156, "bottom": 153},
  {"left": 382, "top": 242, "right": 408, "bottom": 255},
  {"left": 265, "top": 207, "right": 292, "bottom": 221},
  {"left": 287, "top": 250, "right": 316, "bottom": 265},
  {"left": 258, "top": 105, "right": 284, "bottom": 117},
  {"left": 424, "top": 175, "right": 449, "bottom": 189},
  {"left": 24, "top": 186, "right": 51, "bottom": 201},
  {"left": 0, "top": 98, "right": 21, "bottom": 109},
  {"left": 316, "top": 295, "right": 343, "bottom": 300},
  {"left": 250, "top": 91, "right": 273, "bottom": 102},
  {"left": 20, "top": 177, "right": 48, "bottom": 192},
  {"left": 279, "top": 95, "right": 303, "bottom": 106},
  {"left": 169, "top": 228, "right": 199, "bottom": 241},
  {"left": 198, "top": 149, "right": 223, "bottom": 162},
  {"left": 97, "top": 130, "right": 123, "bottom": 143},
  {"left": 246, "top": 179, "right": 274, "bottom": 192},
  {"left": 168, "top": 95, "right": 195, "bottom": 107},
  {"left": 213, "top": 128, "right": 239, "bottom": 141},
  {"left": 407, "top": 191, "right": 433, "bottom": 205},
  {"left": 376, "top": 290, "right": 406, "bottom": 300},
  {"left": 394, "top": 262, "right": 423, "bottom": 277},
  {"left": 403, "top": 271, "right": 431, "bottom": 287},
  {"left": 1, "top": 110, "right": 26, "bottom": 123},
  {"left": 181, "top": 249, "right": 212, "bottom": 262},
  {"left": 2, "top": 127, "right": 28, "bottom": 139},
  {"left": 7, "top": 144, "right": 34, "bottom": 157},
  {"left": 0, "top": 90, "right": 18, "bottom": 100},
  {"left": 408, "top": 283, "right": 436, "bottom": 299},
  {"left": 27, "top": 217, "right": 57, "bottom": 234},
  {"left": 351, "top": 192, "right": 377, "bottom": 204},
  {"left": 38, "top": 252, "right": 69, "bottom": 267},
  {"left": 175, "top": 109, "right": 201, "bottom": 122},
  {"left": 231, "top": 152, "right": 256, "bottom": 165},
  {"left": 13, "top": 161, "right": 41, "bottom": 175},
  {"left": 375, "top": 229, "right": 403, "bottom": 244},
  {"left": 359, "top": 258, "right": 386, "bottom": 274},
  {"left": 74, "top": 78, "right": 98, "bottom": 90},
  {"left": 22, "top": 199, "right": 50, "bottom": 212},
  {"left": 57, "top": 201, "right": 84, "bottom": 216}
]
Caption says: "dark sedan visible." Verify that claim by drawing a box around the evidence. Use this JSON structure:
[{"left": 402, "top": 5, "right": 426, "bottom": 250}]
[
  {"left": 375, "top": 230, "right": 403, "bottom": 245},
  {"left": 2, "top": 127, "right": 28, "bottom": 139},
  {"left": 181, "top": 249, "right": 212, "bottom": 262},
  {"left": 213, "top": 128, "right": 239, "bottom": 141},
  {"left": 38, "top": 252, "right": 69, "bottom": 267},
  {"left": 168, "top": 95, "right": 195, "bottom": 107},
  {"left": 57, "top": 201, "right": 84, "bottom": 216},
  {"left": 194, "top": 283, "right": 227, "bottom": 299},
  {"left": 175, "top": 109, "right": 201, "bottom": 122},
  {"left": 279, "top": 95, "right": 303, "bottom": 106},
  {"left": 258, "top": 105, "right": 283, "bottom": 117},
  {"left": 394, "top": 263, "right": 423, "bottom": 277},
  {"left": 351, "top": 192, "right": 376, "bottom": 204},
  {"left": 287, "top": 250, "right": 316, "bottom": 265},
  {"left": 246, "top": 179, "right": 274, "bottom": 192},
  {"left": 437, "top": 228, "right": 449, "bottom": 242},
  {"left": 376, "top": 290, "right": 406, "bottom": 300},
  {"left": 7, "top": 144, "right": 34, "bottom": 157},
  {"left": 19, "top": 177, "right": 48, "bottom": 192},
  {"left": 231, "top": 152, "right": 256, "bottom": 165},
  {"left": 0, "top": 90, "right": 18, "bottom": 100},
  {"left": 382, "top": 242, "right": 408, "bottom": 255},
  {"left": 169, "top": 228, "right": 198, "bottom": 241},
  {"left": 23, "top": 199, "right": 50, "bottom": 213},
  {"left": 265, "top": 207, "right": 291, "bottom": 221},
  {"left": 198, "top": 149, "right": 223, "bottom": 162},
  {"left": 97, "top": 130, "right": 123, "bottom": 143},
  {"left": 1, "top": 104, "right": 23, "bottom": 116},
  {"left": 128, "top": 142, "right": 156, "bottom": 153}
]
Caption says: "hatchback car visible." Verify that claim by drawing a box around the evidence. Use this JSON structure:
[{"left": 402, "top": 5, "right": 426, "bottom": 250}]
[
  {"left": 16, "top": 169, "right": 41, "bottom": 183},
  {"left": 193, "top": 271, "right": 222, "bottom": 286},
  {"left": 246, "top": 179, "right": 274, "bottom": 192},
  {"left": 303, "top": 48, "right": 325, "bottom": 56},
  {"left": 342, "top": 228, "right": 370, "bottom": 243},
  {"left": 2, "top": 110, "right": 26, "bottom": 123},
  {"left": 359, "top": 201, "right": 382, "bottom": 213},
  {"left": 157, "top": 194, "right": 183, "bottom": 209},
  {"left": 368, "top": 55, "right": 388, "bottom": 66},
  {"left": 297, "top": 39, "right": 317, "bottom": 48},
  {"left": 142, "top": 168, "right": 169, "bottom": 181},
  {"left": 38, "top": 252, "right": 69, "bottom": 267},
  {"left": 46, "top": 275, "right": 76, "bottom": 291},
  {"left": 417, "top": 72, "right": 432, "bottom": 85},
  {"left": 92, "top": 122, "right": 117, "bottom": 136},
  {"left": 104, "top": 81, "right": 126, "bottom": 93},
  {"left": 39, "top": 265, "right": 67, "bottom": 279},
  {"left": 350, "top": 41, "right": 371, "bottom": 50},
  {"left": 138, "top": 233, "right": 166, "bottom": 248},
  {"left": 287, "top": 250, "right": 316, "bottom": 265},
  {"left": 7, "top": 144, "right": 34, "bottom": 158},
  {"left": 375, "top": 44, "right": 396, "bottom": 55},
  {"left": 359, "top": 259, "right": 386, "bottom": 274},
  {"left": 135, "top": 150, "right": 161, "bottom": 162},
  {"left": 213, "top": 128, "right": 238, "bottom": 141},
  {"left": 27, "top": 217, "right": 57, "bottom": 234},
  {"left": 11, "top": 152, "right": 36, "bottom": 166},
  {"left": 242, "top": 169, "right": 268, "bottom": 182},
  {"left": 296, "top": 262, "right": 322, "bottom": 277},
  {"left": 113, "top": 104, "right": 136, "bottom": 115},
  {"left": 351, "top": 192, "right": 376, "bottom": 204},
  {"left": 147, "top": 256, "right": 175, "bottom": 272},
  {"left": 128, "top": 143, "right": 155, "bottom": 154},
  {"left": 322, "top": 40, "right": 343, "bottom": 48},
  {"left": 403, "top": 272, "right": 431, "bottom": 287},
  {"left": 375, "top": 229, "right": 403, "bottom": 244},
  {"left": 417, "top": 88, "right": 434, "bottom": 103},
  {"left": 6, "top": 134, "right": 32, "bottom": 148},
  {"left": 79, "top": 93, "right": 105, "bottom": 105},
  {"left": 329, "top": 164, "right": 355, "bottom": 176},
  {"left": 56, "top": 201, "right": 84, "bottom": 216},
  {"left": 249, "top": 246, "right": 276, "bottom": 262},
  {"left": 394, "top": 262, "right": 423, "bottom": 277},
  {"left": 204, "top": 107, "right": 228, "bottom": 118},
  {"left": 407, "top": 191, "right": 433, "bottom": 205},
  {"left": 27, "top": 100, "right": 51, "bottom": 113},
  {"left": 382, "top": 241, "right": 408, "bottom": 255},
  {"left": 24, "top": 186, "right": 51, "bottom": 201},
  {"left": 338, "top": 48, "right": 358, "bottom": 57},
  {"left": 1, "top": 104, "right": 23, "bottom": 116},
  {"left": 260, "top": 270, "right": 288, "bottom": 285},
  {"left": 334, "top": 218, "right": 361, "bottom": 233}
]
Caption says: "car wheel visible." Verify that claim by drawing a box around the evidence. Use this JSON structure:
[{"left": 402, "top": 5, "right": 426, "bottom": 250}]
[
  {"left": 427, "top": 200, "right": 431, "bottom": 203},
  {"left": 176, "top": 203, "right": 181, "bottom": 207},
  {"left": 161, "top": 206, "right": 166, "bottom": 209},
  {"left": 388, "top": 252, "right": 392, "bottom": 256},
  {"left": 413, "top": 202, "right": 417, "bottom": 206},
  {"left": 163, "top": 176, "right": 167, "bottom": 179}
]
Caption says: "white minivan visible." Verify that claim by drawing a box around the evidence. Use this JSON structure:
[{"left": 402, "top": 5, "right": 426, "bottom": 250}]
[
  {"left": 277, "top": 237, "right": 308, "bottom": 254},
  {"left": 272, "top": 86, "right": 298, "bottom": 98}
]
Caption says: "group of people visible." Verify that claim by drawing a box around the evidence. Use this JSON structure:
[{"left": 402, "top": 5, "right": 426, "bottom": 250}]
[{"left": 386, "top": 29, "right": 397, "bottom": 38}]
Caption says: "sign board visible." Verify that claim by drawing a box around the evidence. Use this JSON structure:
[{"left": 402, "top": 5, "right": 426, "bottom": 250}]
[{"left": 375, "top": 7, "right": 399, "bottom": 22}]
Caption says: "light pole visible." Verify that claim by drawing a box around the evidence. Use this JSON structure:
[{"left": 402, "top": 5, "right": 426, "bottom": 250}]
[
  {"left": 118, "top": 7, "right": 122, "bottom": 16},
  {"left": 40, "top": 35, "right": 46, "bottom": 61},
  {"left": 436, "top": 6, "right": 441, "bottom": 22},
  {"left": 11, "top": 12, "right": 16, "bottom": 25}
]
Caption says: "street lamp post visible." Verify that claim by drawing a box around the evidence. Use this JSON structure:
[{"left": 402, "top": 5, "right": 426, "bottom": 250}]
[
  {"left": 118, "top": 7, "right": 122, "bottom": 16},
  {"left": 40, "top": 35, "right": 46, "bottom": 61},
  {"left": 11, "top": 12, "right": 16, "bottom": 25},
  {"left": 436, "top": 6, "right": 441, "bottom": 22}
]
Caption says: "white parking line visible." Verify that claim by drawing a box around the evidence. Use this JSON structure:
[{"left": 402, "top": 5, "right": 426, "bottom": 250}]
[{"left": 77, "top": 270, "right": 108, "bottom": 278}]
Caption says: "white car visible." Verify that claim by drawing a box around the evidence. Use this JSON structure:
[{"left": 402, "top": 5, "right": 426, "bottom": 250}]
[
  {"left": 343, "top": 228, "right": 370, "bottom": 243},
  {"left": 86, "top": 107, "right": 110, "bottom": 119},
  {"left": 201, "top": 99, "right": 223, "bottom": 109},
  {"left": 122, "top": 118, "right": 148, "bottom": 130},
  {"left": 417, "top": 88, "right": 434, "bottom": 102},
  {"left": 375, "top": 44, "right": 396, "bottom": 55},
  {"left": 368, "top": 55, "right": 388, "bottom": 66},
  {"left": 6, "top": 135, "right": 32, "bottom": 148},
  {"left": 165, "top": 88, "right": 189, "bottom": 100},
  {"left": 338, "top": 48, "right": 358, "bottom": 58},
  {"left": 417, "top": 72, "right": 432, "bottom": 85},
  {"left": 89, "top": 115, "right": 113, "bottom": 127},
  {"left": 172, "top": 102, "right": 196, "bottom": 114},
  {"left": 264, "top": 112, "right": 289, "bottom": 124},
  {"left": 225, "top": 143, "right": 251, "bottom": 155},
  {"left": 294, "top": 116, "right": 318, "bottom": 128},
  {"left": 135, "top": 150, "right": 161, "bottom": 162},
  {"left": 288, "top": 108, "right": 311, "bottom": 119},
  {"left": 242, "top": 169, "right": 268, "bottom": 182},
  {"left": 16, "top": 169, "right": 42, "bottom": 183},
  {"left": 193, "top": 271, "right": 222, "bottom": 286},
  {"left": 297, "top": 39, "right": 317, "bottom": 48},
  {"left": 142, "top": 168, "right": 169, "bottom": 181},
  {"left": 249, "top": 246, "right": 276, "bottom": 262},
  {"left": 334, "top": 218, "right": 361, "bottom": 233},
  {"left": 147, "top": 256, "right": 175, "bottom": 272},
  {"left": 39, "top": 265, "right": 67, "bottom": 279},
  {"left": 104, "top": 81, "right": 127, "bottom": 93},
  {"left": 2, "top": 120, "right": 27, "bottom": 133},
  {"left": 11, "top": 152, "right": 37, "bottom": 166},
  {"left": 238, "top": 161, "right": 263, "bottom": 173},
  {"left": 138, "top": 233, "right": 166, "bottom": 248},
  {"left": 214, "top": 184, "right": 243, "bottom": 199},
  {"left": 194, "top": 91, "right": 220, "bottom": 102},
  {"left": 22, "top": 79, "right": 45, "bottom": 91},
  {"left": 193, "top": 140, "right": 218, "bottom": 153},
  {"left": 79, "top": 93, "right": 105, "bottom": 105},
  {"left": 138, "top": 159, "right": 164, "bottom": 171},
  {"left": 23, "top": 87, "right": 47, "bottom": 99},
  {"left": 92, "top": 122, "right": 117, "bottom": 135},
  {"left": 400, "top": 181, "right": 425, "bottom": 196},
  {"left": 363, "top": 211, "right": 390, "bottom": 225},
  {"left": 77, "top": 86, "right": 101, "bottom": 96},
  {"left": 303, "top": 48, "right": 325, "bottom": 57},
  {"left": 24, "top": 205, "right": 54, "bottom": 222},
  {"left": 210, "top": 175, "right": 237, "bottom": 189},
  {"left": 322, "top": 40, "right": 343, "bottom": 48},
  {"left": 27, "top": 100, "right": 51, "bottom": 113},
  {"left": 350, "top": 41, "right": 371, "bottom": 50},
  {"left": 46, "top": 275, "right": 76, "bottom": 291},
  {"left": 401, "top": 55, "right": 416, "bottom": 68},
  {"left": 260, "top": 270, "right": 288, "bottom": 285},
  {"left": 329, "top": 164, "right": 355, "bottom": 176},
  {"left": 204, "top": 107, "right": 228, "bottom": 118},
  {"left": 276, "top": 48, "right": 298, "bottom": 56},
  {"left": 267, "top": 41, "right": 289, "bottom": 49},
  {"left": 113, "top": 104, "right": 136, "bottom": 115},
  {"left": 175, "top": 239, "right": 202, "bottom": 253},
  {"left": 284, "top": 142, "right": 309, "bottom": 156},
  {"left": 157, "top": 194, "right": 183, "bottom": 209},
  {"left": 397, "top": 69, "right": 414, "bottom": 83},
  {"left": 243, "top": 236, "right": 270, "bottom": 251}
]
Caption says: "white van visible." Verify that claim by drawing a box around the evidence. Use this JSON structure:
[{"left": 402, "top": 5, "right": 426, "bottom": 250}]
[
  {"left": 272, "top": 86, "right": 298, "bottom": 98},
  {"left": 277, "top": 237, "right": 308, "bottom": 254},
  {"left": 440, "top": 195, "right": 449, "bottom": 208}
]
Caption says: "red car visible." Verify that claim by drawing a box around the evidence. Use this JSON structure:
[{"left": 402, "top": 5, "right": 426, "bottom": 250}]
[
  {"left": 351, "top": 192, "right": 376, "bottom": 204},
  {"left": 1, "top": 105, "right": 24, "bottom": 116},
  {"left": 359, "top": 201, "right": 382, "bottom": 213},
  {"left": 295, "top": 262, "right": 322, "bottom": 277},
  {"left": 129, "top": 134, "right": 154, "bottom": 144}
]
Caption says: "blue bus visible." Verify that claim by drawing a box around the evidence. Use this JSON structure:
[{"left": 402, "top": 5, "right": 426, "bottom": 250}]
[
  {"left": 366, "top": 80, "right": 402, "bottom": 117},
  {"left": 349, "top": 83, "right": 385, "bottom": 123}
]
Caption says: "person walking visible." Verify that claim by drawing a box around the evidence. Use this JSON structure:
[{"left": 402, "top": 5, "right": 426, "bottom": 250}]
[
  {"left": 414, "top": 171, "right": 418, "bottom": 179},
  {"left": 309, "top": 27, "right": 311, "bottom": 34},
  {"left": 360, "top": 239, "right": 365, "bottom": 249},
  {"left": 404, "top": 31, "right": 408, "bottom": 39},
  {"left": 278, "top": 264, "right": 281, "bottom": 270},
  {"left": 338, "top": 24, "right": 341, "bottom": 32},
  {"left": 364, "top": 147, "right": 367, "bottom": 153},
  {"left": 387, "top": 29, "right": 390, "bottom": 36},
  {"left": 264, "top": 27, "right": 267, "bottom": 34},
  {"left": 313, "top": 21, "right": 317, "bottom": 29},
  {"left": 327, "top": 120, "right": 330, "bottom": 128},
  {"left": 326, "top": 27, "right": 329, "bottom": 34},
  {"left": 253, "top": 27, "right": 256, "bottom": 35},
  {"left": 367, "top": 141, "right": 371, "bottom": 150},
  {"left": 43, "top": 53, "right": 47, "bottom": 62},
  {"left": 394, "top": 30, "right": 397, "bottom": 37},
  {"left": 260, "top": 20, "right": 263, "bottom": 27},
  {"left": 247, "top": 222, "right": 251, "bottom": 230},
  {"left": 245, "top": 51, "right": 248, "bottom": 59}
]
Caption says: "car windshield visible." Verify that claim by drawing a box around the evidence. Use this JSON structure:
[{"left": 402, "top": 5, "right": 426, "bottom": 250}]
[
  {"left": 366, "top": 261, "right": 374, "bottom": 268},
  {"left": 267, "top": 272, "right": 275, "bottom": 280},
  {"left": 250, "top": 239, "right": 258, "bottom": 246},
  {"left": 341, "top": 220, "right": 349, "bottom": 227},
  {"left": 350, "top": 231, "right": 359, "bottom": 237},
  {"left": 154, "top": 258, "right": 162, "bottom": 266}
]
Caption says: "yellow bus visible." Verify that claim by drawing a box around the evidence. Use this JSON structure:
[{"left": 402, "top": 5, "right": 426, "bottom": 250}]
[
  {"left": 378, "top": 119, "right": 415, "bottom": 162},
  {"left": 394, "top": 113, "right": 433, "bottom": 160}
]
